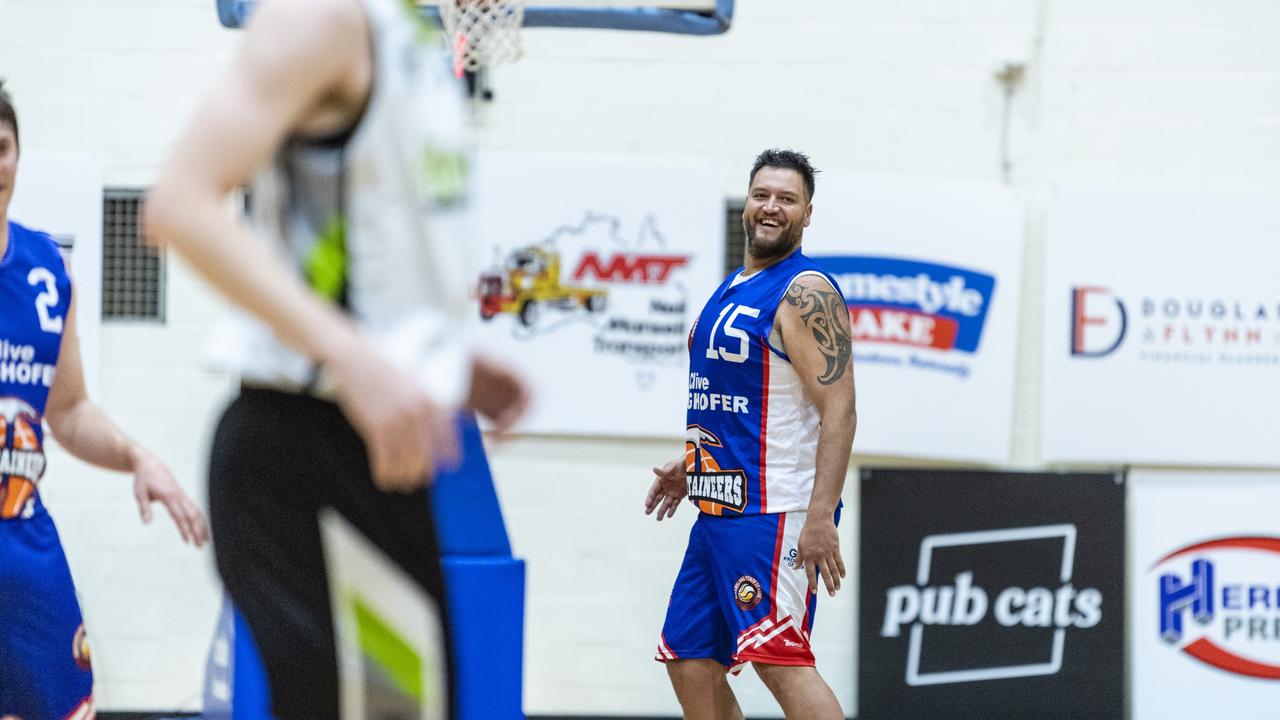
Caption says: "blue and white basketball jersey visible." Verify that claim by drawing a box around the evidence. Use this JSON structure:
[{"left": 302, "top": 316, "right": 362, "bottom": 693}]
[
  {"left": 0, "top": 220, "right": 70, "bottom": 521},
  {"left": 685, "top": 249, "right": 841, "bottom": 516},
  {"left": 0, "top": 220, "right": 94, "bottom": 719}
]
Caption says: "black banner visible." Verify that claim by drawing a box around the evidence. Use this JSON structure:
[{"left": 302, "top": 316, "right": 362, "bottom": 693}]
[{"left": 858, "top": 468, "right": 1125, "bottom": 720}]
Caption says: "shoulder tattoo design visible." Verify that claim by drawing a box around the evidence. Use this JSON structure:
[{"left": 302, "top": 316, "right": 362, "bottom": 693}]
[{"left": 784, "top": 281, "right": 852, "bottom": 385}]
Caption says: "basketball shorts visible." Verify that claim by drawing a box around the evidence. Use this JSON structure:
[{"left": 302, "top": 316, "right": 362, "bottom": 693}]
[
  {"left": 209, "top": 387, "right": 454, "bottom": 720},
  {"left": 656, "top": 510, "right": 833, "bottom": 672},
  {"left": 0, "top": 505, "right": 95, "bottom": 719}
]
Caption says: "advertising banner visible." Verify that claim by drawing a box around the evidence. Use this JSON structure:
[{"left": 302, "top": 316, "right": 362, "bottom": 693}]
[
  {"left": 471, "top": 153, "right": 723, "bottom": 437},
  {"left": 801, "top": 176, "right": 1022, "bottom": 463},
  {"left": 859, "top": 468, "right": 1125, "bottom": 720},
  {"left": 1131, "top": 470, "right": 1280, "bottom": 719},
  {"left": 1043, "top": 189, "right": 1280, "bottom": 466}
]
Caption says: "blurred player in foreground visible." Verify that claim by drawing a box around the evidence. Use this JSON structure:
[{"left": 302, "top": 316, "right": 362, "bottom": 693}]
[{"left": 145, "top": 0, "right": 529, "bottom": 716}]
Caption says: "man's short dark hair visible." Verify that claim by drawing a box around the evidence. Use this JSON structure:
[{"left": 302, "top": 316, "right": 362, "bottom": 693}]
[
  {"left": 749, "top": 149, "right": 817, "bottom": 200},
  {"left": 0, "top": 79, "right": 17, "bottom": 149}
]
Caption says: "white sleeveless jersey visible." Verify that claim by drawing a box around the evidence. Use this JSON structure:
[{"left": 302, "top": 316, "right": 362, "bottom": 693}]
[{"left": 210, "top": 0, "right": 476, "bottom": 406}]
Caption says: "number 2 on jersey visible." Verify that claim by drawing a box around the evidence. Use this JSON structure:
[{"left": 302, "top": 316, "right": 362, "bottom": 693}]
[
  {"left": 28, "top": 267, "right": 65, "bottom": 334},
  {"left": 705, "top": 303, "right": 759, "bottom": 364}
]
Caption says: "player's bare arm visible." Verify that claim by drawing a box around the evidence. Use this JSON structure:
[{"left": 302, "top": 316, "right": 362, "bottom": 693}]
[
  {"left": 782, "top": 279, "right": 853, "bottom": 385},
  {"left": 145, "top": 0, "right": 460, "bottom": 489},
  {"left": 43, "top": 292, "right": 209, "bottom": 547},
  {"left": 776, "top": 272, "right": 857, "bottom": 596}
]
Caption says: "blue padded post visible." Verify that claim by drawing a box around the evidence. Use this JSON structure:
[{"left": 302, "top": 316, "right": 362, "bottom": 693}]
[
  {"left": 431, "top": 414, "right": 513, "bottom": 557},
  {"left": 230, "top": 611, "right": 272, "bottom": 720},
  {"left": 443, "top": 557, "right": 527, "bottom": 720}
]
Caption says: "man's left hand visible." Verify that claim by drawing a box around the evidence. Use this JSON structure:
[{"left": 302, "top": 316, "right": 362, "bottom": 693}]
[
  {"left": 132, "top": 450, "right": 209, "bottom": 548},
  {"left": 796, "top": 516, "right": 844, "bottom": 596}
]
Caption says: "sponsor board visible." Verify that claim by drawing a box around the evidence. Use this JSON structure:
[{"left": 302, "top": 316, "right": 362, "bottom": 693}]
[
  {"left": 801, "top": 175, "right": 1021, "bottom": 463},
  {"left": 860, "top": 468, "right": 1124, "bottom": 720},
  {"left": 1132, "top": 471, "right": 1280, "bottom": 719},
  {"left": 1044, "top": 189, "right": 1280, "bottom": 465},
  {"left": 472, "top": 153, "right": 723, "bottom": 437}
]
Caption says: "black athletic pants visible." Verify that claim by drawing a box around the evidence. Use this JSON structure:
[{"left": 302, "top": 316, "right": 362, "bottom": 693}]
[{"left": 209, "top": 387, "right": 455, "bottom": 719}]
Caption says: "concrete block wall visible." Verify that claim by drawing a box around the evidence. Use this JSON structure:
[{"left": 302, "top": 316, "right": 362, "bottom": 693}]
[{"left": 3, "top": 0, "right": 1280, "bottom": 714}]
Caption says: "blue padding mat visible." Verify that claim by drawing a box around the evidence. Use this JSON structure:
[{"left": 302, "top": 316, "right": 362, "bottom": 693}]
[{"left": 444, "top": 556, "right": 527, "bottom": 720}]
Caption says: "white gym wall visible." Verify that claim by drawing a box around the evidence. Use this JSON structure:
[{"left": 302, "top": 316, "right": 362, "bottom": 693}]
[{"left": 3, "top": 0, "right": 1280, "bottom": 714}]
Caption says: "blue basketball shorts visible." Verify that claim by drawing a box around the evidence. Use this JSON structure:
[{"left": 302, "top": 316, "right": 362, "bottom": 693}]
[
  {"left": 0, "top": 505, "right": 95, "bottom": 719},
  {"left": 656, "top": 510, "right": 828, "bottom": 672}
]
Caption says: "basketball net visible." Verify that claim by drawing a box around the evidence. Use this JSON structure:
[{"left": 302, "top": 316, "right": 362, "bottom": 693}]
[{"left": 438, "top": 0, "right": 526, "bottom": 75}]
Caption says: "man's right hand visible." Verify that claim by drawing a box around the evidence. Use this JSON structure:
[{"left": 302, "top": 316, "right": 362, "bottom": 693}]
[
  {"left": 644, "top": 458, "right": 687, "bottom": 521},
  {"left": 327, "top": 345, "right": 459, "bottom": 493}
]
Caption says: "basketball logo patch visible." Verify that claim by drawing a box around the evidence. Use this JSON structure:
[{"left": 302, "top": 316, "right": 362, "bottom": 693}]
[
  {"left": 0, "top": 396, "right": 45, "bottom": 520},
  {"left": 685, "top": 425, "right": 749, "bottom": 515},
  {"left": 734, "top": 575, "right": 762, "bottom": 611},
  {"left": 72, "top": 623, "right": 92, "bottom": 670}
]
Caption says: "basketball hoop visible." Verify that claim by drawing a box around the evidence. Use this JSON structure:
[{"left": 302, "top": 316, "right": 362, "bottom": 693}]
[{"left": 438, "top": 0, "right": 527, "bottom": 75}]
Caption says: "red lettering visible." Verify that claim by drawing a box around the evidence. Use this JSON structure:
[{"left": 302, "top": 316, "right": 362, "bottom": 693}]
[
  {"left": 1073, "top": 287, "right": 1110, "bottom": 352},
  {"left": 849, "top": 307, "right": 958, "bottom": 350},
  {"left": 571, "top": 253, "right": 690, "bottom": 284}
]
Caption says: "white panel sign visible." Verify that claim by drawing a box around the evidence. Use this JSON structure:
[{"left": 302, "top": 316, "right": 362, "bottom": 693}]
[
  {"left": 8, "top": 152, "right": 103, "bottom": 399},
  {"left": 1131, "top": 470, "right": 1280, "bottom": 719},
  {"left": 471, "top": 153, "right": 723, "bottom": 438},
  {"left": 800, "top": 175, "right": 1023, "bottom": 463},
  {"left": 1043, "top": 189, "right": 1280, "bottom": 466}
]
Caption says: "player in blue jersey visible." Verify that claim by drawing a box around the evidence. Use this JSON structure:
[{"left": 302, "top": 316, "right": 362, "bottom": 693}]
[
  {"left": 645, "top": 149, "right": 857, "bottom": 719},
  {"left": 0, "top": 80, "right": 209, "bottom": 720}
]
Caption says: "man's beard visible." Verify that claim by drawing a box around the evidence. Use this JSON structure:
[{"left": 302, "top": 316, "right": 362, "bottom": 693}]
[{"left": 744, "top": 219, "right": 803, "bottom": 263}]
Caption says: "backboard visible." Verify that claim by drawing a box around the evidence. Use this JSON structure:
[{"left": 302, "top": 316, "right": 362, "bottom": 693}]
[{"left": 215, "top": 0, "right": 733, "bottom": 34}]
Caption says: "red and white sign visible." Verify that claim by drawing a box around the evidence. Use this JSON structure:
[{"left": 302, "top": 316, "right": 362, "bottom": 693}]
[
  {"left": 801, "top": 175, "right": 1023, "bottom": 463},
  {"left": 1131, "top": 470, "right": 1280, "bottom": 719},
  {"left": 1043, "top": 189, "right": 1280, "bottom": 466},
  {"left": 471, "top": 152, "right": 723, "bottom": 437}
]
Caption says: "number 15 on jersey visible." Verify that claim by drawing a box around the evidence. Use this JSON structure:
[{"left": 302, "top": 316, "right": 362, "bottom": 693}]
[{"left": 705, "top": 303, "right": 759, "bottom": 364}]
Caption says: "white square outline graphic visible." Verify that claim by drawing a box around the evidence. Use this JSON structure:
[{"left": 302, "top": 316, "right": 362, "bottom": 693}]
[{"left": 905, "top": 524, "right": 1077, "bottom": 687}]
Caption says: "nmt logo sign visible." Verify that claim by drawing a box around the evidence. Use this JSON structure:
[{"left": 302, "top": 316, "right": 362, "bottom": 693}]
[{"left": 859, "top": 469, "right": 1124, "bottom": 720}]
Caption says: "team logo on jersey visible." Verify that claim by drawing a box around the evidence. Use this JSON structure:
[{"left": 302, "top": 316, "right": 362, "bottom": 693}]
[
  {"left": 72, "top": 623, "right": 92, "bottom": 670},
  {"left": 0, "top": 397, "right": 45, "bottom": 520},
  {"left": 734, "top": 576, "right": 763, "bottom": 611},
  {"left": 684, "top": 425, "right": 748, "bottom": 515}
]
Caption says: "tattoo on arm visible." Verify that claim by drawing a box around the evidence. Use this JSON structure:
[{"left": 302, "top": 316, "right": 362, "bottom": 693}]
[{"left": 784, "top": 281, "right": 852, "bottom": 385}]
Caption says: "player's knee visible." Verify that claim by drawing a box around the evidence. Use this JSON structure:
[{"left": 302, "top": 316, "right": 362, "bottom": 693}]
[{"left": 751, "top": 661, "right": 812, "bottom": 693}]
